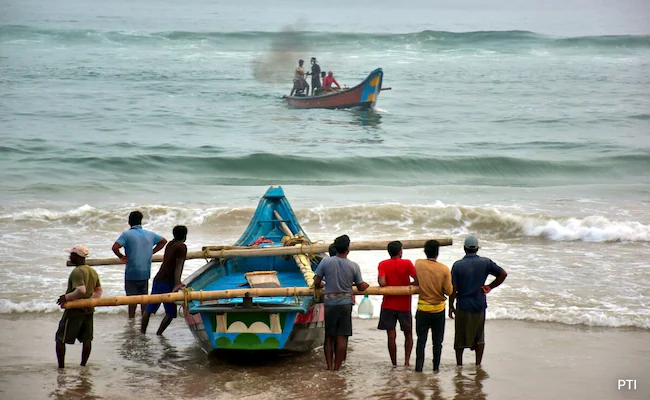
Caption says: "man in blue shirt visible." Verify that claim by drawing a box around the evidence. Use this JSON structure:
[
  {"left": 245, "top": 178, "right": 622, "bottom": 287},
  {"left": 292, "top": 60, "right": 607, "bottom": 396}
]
[
  {"left": 112, "top": 211, "right": 167, "bottom": 319},
  {"left": 449, "top": 236, "right": 507, "bottom": 366},
  {"left": 313, "top": 235, "right": 369, "bottom": 371}
]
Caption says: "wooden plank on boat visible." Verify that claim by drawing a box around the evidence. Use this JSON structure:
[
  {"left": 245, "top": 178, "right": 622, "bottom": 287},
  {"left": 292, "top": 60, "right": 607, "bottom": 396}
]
[
  {"left": 70, "top": 238, "right": 453, "bottom": 266},
  {"left": 63, "top": 285, "right": 421, "bottom": 309}
]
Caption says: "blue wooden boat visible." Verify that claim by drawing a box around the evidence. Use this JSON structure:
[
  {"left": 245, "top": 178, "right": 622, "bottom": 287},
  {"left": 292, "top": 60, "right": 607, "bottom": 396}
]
[{"left": 182, "top": 186, "right": 325, "bottom": 353}]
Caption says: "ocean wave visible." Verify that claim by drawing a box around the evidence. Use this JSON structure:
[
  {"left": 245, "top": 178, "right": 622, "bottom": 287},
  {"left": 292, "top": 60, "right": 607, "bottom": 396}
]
[
  {"left": 0, "top": 299, "right": 125, "bottom": 314},
  {"left": 2, "top": 203, "right": 649, "bottom": 243},
  {"left": 2, "top": 25, "right": 649, "bottom": 50},
  {"left": 4, "top": 152, "right": 650, "bottom": 187},
  {"left": 488, "top": 306, "right": 650, "bottom": 329}
]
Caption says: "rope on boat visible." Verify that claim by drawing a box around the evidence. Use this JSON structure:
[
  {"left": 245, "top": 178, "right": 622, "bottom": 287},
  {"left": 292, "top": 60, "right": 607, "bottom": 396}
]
[
  {"left": 182, "top": 287, "right": 194, "bottom": 313},
  {"left": 282, "top": 235, "right": 317, "bottom": 288}
]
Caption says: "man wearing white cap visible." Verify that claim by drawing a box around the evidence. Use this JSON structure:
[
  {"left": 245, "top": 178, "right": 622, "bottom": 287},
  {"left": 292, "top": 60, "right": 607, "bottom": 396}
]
[
  {"left": 449, "top": 236, "right": 507, "bottom": 366},
  {"left": 55, "top": 245, "right": 103, "bottom": 368}
]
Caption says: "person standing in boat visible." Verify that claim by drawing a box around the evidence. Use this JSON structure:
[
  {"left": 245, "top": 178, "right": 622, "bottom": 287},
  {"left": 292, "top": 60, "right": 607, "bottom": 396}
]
[
  {"left": 322, "top": 70, "right": 341, "bottom": 92},
  {"left": 290, "top": 59, "right": 309, "bottom": 96},
  {"left": 306, "top": 57, "right": 322, "bottom": 96},
  {"left": 449, "top": 236, "right": 508, "bottom": 366},
  {"left": 413, "top": 240, "right": 452, "bottom": 372},
  {"left": 313, "top": 235, "right": 369, "bottom": 371},
  {"left": 55, "top": 245, "right": 103, "bottom": 368},
  {"left": 377, "top": 241, "right": 418, "bottom": 367},
  {"left": 112, "top": 211, "right": 167, "bottom": 319},
  {"left": 141, "top": 225, "right": 188, "bottom": 335}
]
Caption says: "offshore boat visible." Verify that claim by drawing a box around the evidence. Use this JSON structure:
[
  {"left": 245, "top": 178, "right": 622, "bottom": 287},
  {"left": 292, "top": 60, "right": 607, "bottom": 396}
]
[{"left": 283, "top": 68, "right": 386, "bottom": 109}]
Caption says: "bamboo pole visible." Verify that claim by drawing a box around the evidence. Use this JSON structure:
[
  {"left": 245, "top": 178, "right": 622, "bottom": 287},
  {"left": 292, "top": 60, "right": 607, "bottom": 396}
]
[
  {"left": 71, "top": 238, "right": 453, "bottom": 266},
  {"left": 64, "top": 285, "right": 420, "bottom": 309},
  {"left": 273, "top": 210, "right": 315, "bottom": 288}
]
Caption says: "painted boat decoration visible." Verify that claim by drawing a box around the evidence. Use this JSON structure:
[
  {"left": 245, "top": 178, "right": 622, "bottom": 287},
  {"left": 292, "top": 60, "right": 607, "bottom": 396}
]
[
  {"left": 182, "top": 186, "right": 325, "bottom": 353},
  {"left": 283, "top": 68, "right": 385, "bottom": 109}
]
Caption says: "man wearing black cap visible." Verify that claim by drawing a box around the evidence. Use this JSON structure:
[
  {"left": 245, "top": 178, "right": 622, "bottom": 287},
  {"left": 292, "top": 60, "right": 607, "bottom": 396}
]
[
  {"left": 313, "top": 234, "right": 369, "bottom": 371},
  {"left": 306, "top": 57, "right": 322, "bottom": 96},
  {"left": 449, "top": 236, "right": 507, "bottom": 366}
]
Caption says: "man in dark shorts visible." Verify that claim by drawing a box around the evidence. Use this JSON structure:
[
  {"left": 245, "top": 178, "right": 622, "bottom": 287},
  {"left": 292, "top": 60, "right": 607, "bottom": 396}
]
[
  {"left": 414, "top": 240, "right": 452, "bottom": 372},
  {"left": 141, "top": 225, "right": 188, "bottom": 335},
  {"left": 307, "top": 57, "right": 322, "bottom": 96},
  {"left": 112, "top": 211, "right": 167, "bottom": 318},
  {"left": 313, "top": 235, "right": 369, "bottom": 371},
  {"left": 449, "top": 236, "right": 507, "bottom": 366},
  {"left": 377, "top": 241, "right": 417, "bottom": 367},
  {"left": 55, "top": 245, "right": 103, "bottom": 368}
]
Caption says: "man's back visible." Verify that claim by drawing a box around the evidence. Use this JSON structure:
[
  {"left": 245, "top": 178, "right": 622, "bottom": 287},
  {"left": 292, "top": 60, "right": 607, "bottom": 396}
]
[
  {"left": 415, "top": 259, "right": 452, "bottom": 310},
  {"left": 117, "top": 226, "right": 162, "bottom": 280},
  {"left": 451, "top": 254, "right": 503, "bottom": 312},
  {"left": 154, "top": 239, "right": 187, "bottom": 283},
  {"left": 378, "top": 258, "right": 415, "bottom": 311},
  {"left": 67, "top": 265, "right": 101, "bottom": 299},
  {"left": 315, "top": 256, "right": 363, "bottom": 305}
]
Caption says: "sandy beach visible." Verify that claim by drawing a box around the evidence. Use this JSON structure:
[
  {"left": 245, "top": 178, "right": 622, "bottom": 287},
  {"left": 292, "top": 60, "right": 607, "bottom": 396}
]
[{"left": 0, "top": 313, "right": 647, "bottom": 400}]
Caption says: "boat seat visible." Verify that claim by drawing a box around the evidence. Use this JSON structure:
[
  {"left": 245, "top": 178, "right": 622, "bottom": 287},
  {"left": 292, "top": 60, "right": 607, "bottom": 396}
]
[{"left": 245, "top": 271, "right": 281, "bottom": 288}]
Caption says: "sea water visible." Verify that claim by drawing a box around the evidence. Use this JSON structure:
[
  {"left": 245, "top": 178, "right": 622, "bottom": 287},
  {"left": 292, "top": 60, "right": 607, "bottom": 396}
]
[{"left": 1, "top": 0, "right": 649, "bottom": 330}]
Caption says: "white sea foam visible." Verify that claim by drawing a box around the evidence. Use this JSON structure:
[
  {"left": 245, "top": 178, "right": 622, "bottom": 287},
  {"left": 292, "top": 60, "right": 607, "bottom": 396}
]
[
  {"left": 488, "top": 306, "right": 650, "bottom": 329},
  {"left": 0, "top": 299, "right": 125, "bottom": 314},
  {"left": 2, "top": 203, "right": 649, "bottom": 242}
]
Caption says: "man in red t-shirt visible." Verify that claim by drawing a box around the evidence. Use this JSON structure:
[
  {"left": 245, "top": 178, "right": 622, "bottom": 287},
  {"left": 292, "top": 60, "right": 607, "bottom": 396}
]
[
  {"left": 322, "top": 70, "right": 341, "bottom": 92},
  {"left": 377, "top": 241, "right": 418, "bottom": 367}
]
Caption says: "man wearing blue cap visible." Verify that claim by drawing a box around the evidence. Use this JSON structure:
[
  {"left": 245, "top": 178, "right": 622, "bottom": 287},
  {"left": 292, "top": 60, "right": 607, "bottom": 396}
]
[{"left": 449, "top": 236, "right": 507, "bottom": 366}]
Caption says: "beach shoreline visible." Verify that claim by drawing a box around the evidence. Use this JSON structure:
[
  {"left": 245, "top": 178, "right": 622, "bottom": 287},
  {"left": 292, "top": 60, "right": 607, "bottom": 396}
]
[{"left": 1, "top": 313, "right": 647, "bottom": 399}]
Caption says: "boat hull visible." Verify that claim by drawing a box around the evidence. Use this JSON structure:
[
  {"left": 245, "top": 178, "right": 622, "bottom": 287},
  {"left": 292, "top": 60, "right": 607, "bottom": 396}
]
[
  {"left": 283, "top": 68, "right": 383, "bottom": 109},
  {"left": 184, "top": 303, "right": 324, "bottom": 354}
]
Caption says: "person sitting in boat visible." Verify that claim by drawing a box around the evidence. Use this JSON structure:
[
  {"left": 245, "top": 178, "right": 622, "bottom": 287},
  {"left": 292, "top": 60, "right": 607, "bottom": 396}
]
[
  {"left": 290, "top": 59, "right": 309, "bottom": 96},
  {"left": 322, "top": 70, "right": 341, "bottom": 93}
]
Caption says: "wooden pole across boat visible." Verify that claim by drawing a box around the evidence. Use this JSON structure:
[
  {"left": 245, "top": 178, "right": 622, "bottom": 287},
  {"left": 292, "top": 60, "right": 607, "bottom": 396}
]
[
  {"left": 69, "top": 238, "right": 453, "bottom": 266},
  {"left": 272, "top": 210, "right": 315, "bottom": 288},
  {"left": 64, "top": 285, "right": 420, "bottom": 309}
]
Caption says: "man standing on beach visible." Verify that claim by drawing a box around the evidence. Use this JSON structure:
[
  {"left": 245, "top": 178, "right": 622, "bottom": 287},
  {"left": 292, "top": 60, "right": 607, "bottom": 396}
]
[
  {"left": 112, "top": 211, "right": 167, "bottom": 319},
  {"left": 141, "top": 225, "right": 188, "bottom": 335},
  {"left": 377, "top": 240, "right": 417, "bottom": 367},
  {"left": 449, "top": 236, "right": 507, "bottom": 366},
  {"left": 414, "top": 240, "right": 453, "bottom": 372},
  {"left": 313, "top": 234, "right": 369, "bottom": 371},
  {"left": 55, "top": 245, "right": 103, "bottom": 368}
]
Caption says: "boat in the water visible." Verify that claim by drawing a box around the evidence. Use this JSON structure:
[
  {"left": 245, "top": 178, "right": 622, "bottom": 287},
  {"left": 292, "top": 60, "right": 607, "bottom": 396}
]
[
  {"left": 182, "top": 186, "right": 325, "bottom": 353},
  {"left": 283, "top": 68, "right": 386, "bottom": 110}
]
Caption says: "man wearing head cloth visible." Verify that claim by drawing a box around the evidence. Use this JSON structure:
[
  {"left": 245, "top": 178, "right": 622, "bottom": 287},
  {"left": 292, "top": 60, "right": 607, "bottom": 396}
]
[
  {"left": 449, "top": 236, "right": 508, "bottom": 366},
  {"left": 55, "top": 245, "right": 103, "bottom": 368}
]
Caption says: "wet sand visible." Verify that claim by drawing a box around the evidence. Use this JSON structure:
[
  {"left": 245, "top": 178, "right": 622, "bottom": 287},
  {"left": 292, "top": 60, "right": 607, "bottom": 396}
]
[{"left": 0, "top": 313, "right": 648, "bottom": 400}]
